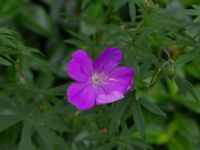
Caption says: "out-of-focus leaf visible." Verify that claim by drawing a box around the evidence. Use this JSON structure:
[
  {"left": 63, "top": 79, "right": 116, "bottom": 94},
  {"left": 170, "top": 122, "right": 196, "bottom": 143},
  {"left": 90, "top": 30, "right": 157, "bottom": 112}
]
[
  {"left": 47, "top": 83, "right": 69, "bottom": 96},
  {"left": 28, "top": 54, "right": 52, "bottom": 74},
  {"left": 120, "top": 123, "right": 152, "bottom": 149},
  {"left": 0, "top": 56, "right": 12, "bottom": 66},
  {"left": 0, "top": 123, "right": 21, "bottom": 148},
  {"left": 182, "top": 5, "right": 200, "bottom": 23},
  {"left": 174, "top": 75, "right": 199, "bottom": 101},
  {"left": 81, "top": 0, "right": 91, "bottom": 9},
  {"left": 19, "top": 4, "right": 52, "bottom": 37},
  {"left": 96, "top": 142, "right": 117, "bottom": 150},
  {"left": 80, "top": 2, "right": 105, "bottom": 35},
  {"left": 140, "top": 97, "right": 166, "bottom": 116},
  {"left": 75, "top": 140, "right": 89, "bottom": 150},
  {"left": 176, "top": 53, "right": 194, "bottom": 65},
  {"left": 19, "top": 121, "right": 34, "bottom": 150},
  {"left": 85, "top": 133, "right": 107, "bottom": 141},
  {"left": 185, "top": 63, "right": 200, "bottom": 80},
  {"left": 108, "top": 100, "right": 128, "bottom": 135},
  {"left": 36, "top": 125, "right": 67, "bottom": 149},
  {"left": 128, "top": 0, "right": 136, "bottom": 22},
  {"left": 168, "top": 135, "right": 194, "bottom": 150},
  {"left": 0, "top": 28, "right": 20, "bottom": 51},
  {"left": 0, "top": 27, "right": 18, "bottom": 35},
  {"left": 179, "top": 98, "right": 200, "bottom": 114},
  {"left": 144, "top": 112, "right": 166, "bottom": 144},
  {"left": 175, "top": 50, "right": 198, "bottom": 65},
  {"left": 180, "top": 0, "right": 200, "bottom": 6},
  {"left": 0, "top": 115, "right": 22, "bottom": 132},
  {"left": 0, "top": 0, "right": 22, "bottom": 21},
  {"left": 113, "top": 0, "right": 128, "bottom": 12},
  {"left": 177, "top": 114, "right": 200, "bottom": 145},
  {"left": 132, "top": 138, "right": 152, "bottom": 150},
  {"left": 45, "top": 119, "right": 69, "bottom": 132},
  {"left": 133, "top": 99, "right": 145, "bottom": 137},
  {"left": 0, "top": 98, "right": 26, "bottom": 114},
  {"left": 65, "top": 30, "right": 93, "bottom": 48}
]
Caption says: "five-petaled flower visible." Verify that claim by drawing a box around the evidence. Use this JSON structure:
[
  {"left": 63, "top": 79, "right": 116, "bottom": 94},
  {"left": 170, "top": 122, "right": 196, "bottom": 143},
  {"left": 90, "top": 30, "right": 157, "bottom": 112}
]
[{"left": 66, "top": 47, "right": 134, "bottom": 110}]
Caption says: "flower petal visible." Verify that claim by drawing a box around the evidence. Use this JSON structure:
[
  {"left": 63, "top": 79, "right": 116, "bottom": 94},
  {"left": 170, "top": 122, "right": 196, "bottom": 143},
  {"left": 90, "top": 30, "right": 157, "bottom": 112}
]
[
  {"left": 67, "top": 82, "right": 96, "bottom": 110},
  {"left": 94, "top": 47, "right": 122, "bottom": 73},
  {"left": 96, "top": 90, "right": 124, "bottom": 104},
  {"left": 96, "top": 67, "right": 134, "bottom": 104},
  {"left": 66, "top": 50, "right": 93, "bottom": 81},
  {"left": 108, "top": 66, "right": 134, "bottom": 92}
]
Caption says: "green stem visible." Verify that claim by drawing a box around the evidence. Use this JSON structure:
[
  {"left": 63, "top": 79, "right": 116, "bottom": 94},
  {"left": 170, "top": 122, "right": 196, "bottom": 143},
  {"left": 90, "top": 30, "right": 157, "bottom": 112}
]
[{"left": 149, "top": 68, "right": 161, "bottom": 88}]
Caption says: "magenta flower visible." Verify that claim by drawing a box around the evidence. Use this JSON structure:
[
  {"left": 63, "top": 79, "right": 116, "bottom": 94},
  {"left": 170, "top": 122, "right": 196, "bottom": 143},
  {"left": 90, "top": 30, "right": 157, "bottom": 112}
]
[{"left": 66, "top": 47, "right": 134, "bottom": 110}]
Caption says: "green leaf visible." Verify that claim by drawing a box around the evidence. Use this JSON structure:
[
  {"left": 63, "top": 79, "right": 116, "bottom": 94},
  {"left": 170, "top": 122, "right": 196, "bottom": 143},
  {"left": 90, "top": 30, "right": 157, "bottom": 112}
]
[
  {"left": 113, "top": 0, "right": 128, "bottom": 12},
  {"left": 81, "top": 0, "right": 91, "bottom": 9},
  {"left": 47, "top": 83, "right": 69, "bottom": 96},
  {"left": 96, "top": 142, "right": 117, "bottom": 150},
  {"left": 168, "top": 135, "right": 195, "bottom": 150},
  {"left": 140, "top": 97, "right": 166, "bottom": 116},
  {"left": 128, "top": 0, "right": 136, "bottom": 22},
  {"left": 0, "top": 98, "right": 20, "bottom": 114},
  {"left": 133, "top": 99, "right": 145, "bottom": 137},
  {"left": 182, "top": 5, "right": 200, "bottom": 22},
  {"left": 0, "top": 56, "right": 12, "bottom": 66},
  {"left": 0, "top": 115, "right": 22, "bottom": 132},
  {"left": 174, "top": 75, "right": 199, "bottom": 101},
  {"left": 178, "top": 98, "right": 200, "bottom": 114},
  {"left": 0, "top": 27, "right": 17, "bottom": 35},
  {"left": 0, "top": 0, "right": 22, "bottom": 21},
  {"left": 182, "top": 5, "right": 200, "bottom": 23},
  {"left": 108, "top": 100, "right": 128, "bottom": 135},
  {"left": 175, "top": 50, "right": 198, "bottom": 65},
  {"left": 45, "top": 119, "right": 69, "bottom": 132},
  {"left": 132, "top": 138, "right": 152, "bottom": 150},
  {"left": 66, "top": 30, "right": 93, "bottom": 47},
  {"left": 19, "top": 4, "right": 52, "bottom": 37},
  {"left": 36, "top": 125, "right": 67, "bottom": 149},
  {"left": 19, "top": 121, "right": 34, "bottom": 150},
  {"left": 175, "top": 53, "right": 194, "bottom": 65},
  {"left": 176, "top": 114, "right": 200, "bottom": 145}
]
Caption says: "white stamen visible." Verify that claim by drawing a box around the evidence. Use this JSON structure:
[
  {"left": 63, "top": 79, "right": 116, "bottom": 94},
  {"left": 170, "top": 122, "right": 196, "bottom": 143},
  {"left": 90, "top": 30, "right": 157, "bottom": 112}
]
[{"left": 91, "top": 73, "right": 108, "bottom": 86}]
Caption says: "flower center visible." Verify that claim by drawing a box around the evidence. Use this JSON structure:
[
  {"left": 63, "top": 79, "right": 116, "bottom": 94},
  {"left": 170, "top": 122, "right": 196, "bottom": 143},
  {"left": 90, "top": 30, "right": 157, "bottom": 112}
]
[{"left": 91, "top": 73, "right": 107, "bottom": 86}]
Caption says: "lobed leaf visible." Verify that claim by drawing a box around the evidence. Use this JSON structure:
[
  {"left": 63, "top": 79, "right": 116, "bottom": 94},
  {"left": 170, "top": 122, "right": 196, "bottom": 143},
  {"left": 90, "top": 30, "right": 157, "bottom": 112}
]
[
  {"left": 132, "top": 98, "right": 145, "bottom": 138},
  {"left": 174, "top": 75, "right": 199, "bottom": 101},
  {"left": 140, "top": 97, "right": 166, "bottom": 117}
]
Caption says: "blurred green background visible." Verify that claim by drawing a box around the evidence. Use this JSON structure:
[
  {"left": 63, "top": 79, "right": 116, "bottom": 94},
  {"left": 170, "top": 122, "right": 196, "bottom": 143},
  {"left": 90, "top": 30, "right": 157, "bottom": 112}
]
[{"left": 0, "top": 0, "right": 200, "bottom": 149}]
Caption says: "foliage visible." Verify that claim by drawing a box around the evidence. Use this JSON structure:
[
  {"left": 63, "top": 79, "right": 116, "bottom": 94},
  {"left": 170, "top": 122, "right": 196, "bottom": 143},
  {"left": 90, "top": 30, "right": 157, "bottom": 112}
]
[{"left": 0, "top": 0, "right": 200, "bottom": 149}]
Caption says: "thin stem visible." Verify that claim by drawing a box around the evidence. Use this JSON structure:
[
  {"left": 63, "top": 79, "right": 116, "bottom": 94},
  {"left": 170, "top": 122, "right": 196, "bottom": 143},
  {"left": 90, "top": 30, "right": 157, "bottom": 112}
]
[
  {"left": 149, "top": 61, "right": 172, "bottom": 89},
  {"left": 149, "top": 67, "right": 161, "bottom": 88}
]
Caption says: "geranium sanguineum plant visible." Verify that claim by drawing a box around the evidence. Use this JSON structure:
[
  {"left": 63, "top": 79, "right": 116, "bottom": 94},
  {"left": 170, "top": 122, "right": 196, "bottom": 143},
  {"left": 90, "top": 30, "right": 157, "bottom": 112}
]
[{"left": 66, "top": 47, "right": 134, "bottom": 110}]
